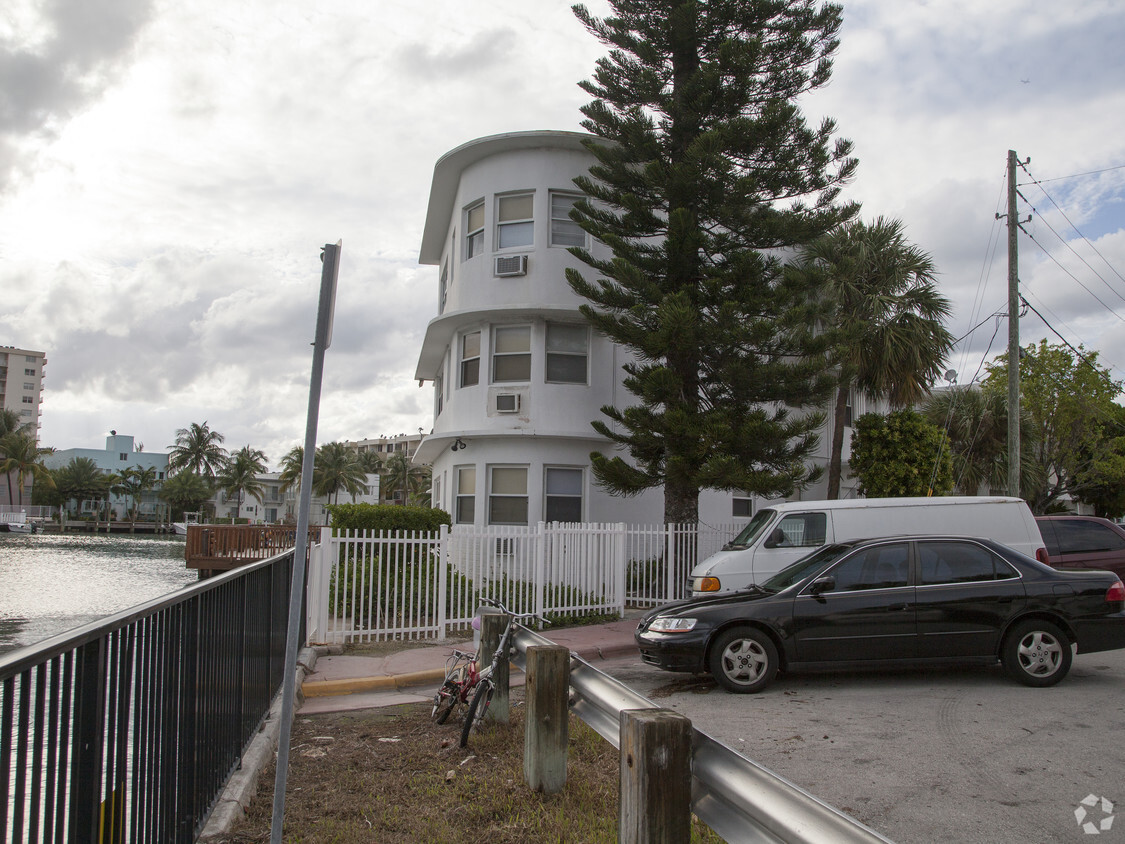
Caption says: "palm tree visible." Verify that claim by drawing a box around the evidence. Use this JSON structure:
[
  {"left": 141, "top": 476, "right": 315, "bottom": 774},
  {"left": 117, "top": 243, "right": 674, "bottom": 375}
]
[
  {"left": 159, "top": 470, "right": 214, "bottom": 520},
  {"left": 278, "top": 445, "right": 304, "bottom": 494},
  {"left": 1, "top": 408, "right": 35, "bottom": 504},
  {"left": 312, "top": 442, "right": 367, "bottom": 504},
  {"left": 382, "top": 452, "right": 427, "bottom": 505},
  {"left": 119, "top": 465, "right": 158, "bottom": 524},
  {"left": 921, "top": 385, "right": 1042, "bottom": 498},
  {"left": 795, "top": 217, "right": 955, "bottom": 498},
  {"left": 0, "top": 431, "right": 53, "bottom": 505},
  {"left": 168, "top": 421, "right": 229, "bottom": 479},
  {"left": 218, "top": 446, "right": 268, "bottom": 520}
]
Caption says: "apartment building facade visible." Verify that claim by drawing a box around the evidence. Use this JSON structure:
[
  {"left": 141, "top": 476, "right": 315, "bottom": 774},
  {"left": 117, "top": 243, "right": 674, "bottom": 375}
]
[
  {"left": 412, "top": 131, "right": 865, "bottom": 529},
  {"left": 1, "top": 345, "right": 47, "bottom": 505}
]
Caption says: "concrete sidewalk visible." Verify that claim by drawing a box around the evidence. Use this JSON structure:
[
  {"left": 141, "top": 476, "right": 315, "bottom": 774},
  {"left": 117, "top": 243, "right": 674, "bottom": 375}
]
[{"left": 299, "top": 616, "right": 642, "bottom": 714}]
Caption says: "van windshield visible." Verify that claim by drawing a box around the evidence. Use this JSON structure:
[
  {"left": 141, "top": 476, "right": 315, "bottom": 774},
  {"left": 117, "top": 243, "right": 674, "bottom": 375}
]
[{"left": 725, "top": 509, "right": 776, "bottom": 549}]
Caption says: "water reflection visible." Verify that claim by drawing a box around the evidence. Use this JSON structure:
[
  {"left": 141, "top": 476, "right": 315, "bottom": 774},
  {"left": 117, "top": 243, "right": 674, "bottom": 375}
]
[{"left": 0, "top": 533, "right": 197, "bottom": 655}]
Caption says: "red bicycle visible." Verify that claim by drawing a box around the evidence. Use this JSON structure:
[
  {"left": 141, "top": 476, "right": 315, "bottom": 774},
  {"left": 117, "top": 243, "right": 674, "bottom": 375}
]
[{"left": 430, "top": 598, "right": 545, "bottom": 746}]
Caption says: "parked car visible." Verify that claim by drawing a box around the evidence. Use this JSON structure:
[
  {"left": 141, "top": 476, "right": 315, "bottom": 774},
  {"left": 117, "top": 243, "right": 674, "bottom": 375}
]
[
  {"left": 637, "top": 536, "right": 1125, "bottom": 693},
  {"left": 1035, "top": 515, "right": 1125, "bottom": 580},
  {"left": 689, "top": 496, "right": 1046, "bottom": 596}
]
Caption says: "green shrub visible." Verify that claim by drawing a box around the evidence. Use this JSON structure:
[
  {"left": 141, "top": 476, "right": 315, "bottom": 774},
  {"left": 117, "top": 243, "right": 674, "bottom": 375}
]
[{"left": 327, "top": 503, "right": 451, "bottom": 533}]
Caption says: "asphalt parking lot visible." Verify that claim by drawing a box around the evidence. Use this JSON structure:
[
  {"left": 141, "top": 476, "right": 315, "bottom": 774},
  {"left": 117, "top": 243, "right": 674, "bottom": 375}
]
[{"left": 601, "top": 647, "right": 1125, "bottom": 843}]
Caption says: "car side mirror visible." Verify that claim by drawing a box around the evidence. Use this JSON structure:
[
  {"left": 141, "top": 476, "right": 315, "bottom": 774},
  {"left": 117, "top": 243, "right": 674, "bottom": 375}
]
[{"left": 810, "top": 576, "right": 835, "bottom": 595}]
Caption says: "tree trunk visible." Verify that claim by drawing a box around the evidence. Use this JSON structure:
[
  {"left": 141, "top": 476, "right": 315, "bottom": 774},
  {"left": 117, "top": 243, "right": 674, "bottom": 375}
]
[{"left": 827, "top": 383, "right": 850, "bottom": 499}]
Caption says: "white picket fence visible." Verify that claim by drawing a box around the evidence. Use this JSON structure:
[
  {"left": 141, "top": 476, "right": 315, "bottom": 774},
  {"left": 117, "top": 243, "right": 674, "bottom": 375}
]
[{"left": 306, "top": 522, "right": 741, "bottom": 644}]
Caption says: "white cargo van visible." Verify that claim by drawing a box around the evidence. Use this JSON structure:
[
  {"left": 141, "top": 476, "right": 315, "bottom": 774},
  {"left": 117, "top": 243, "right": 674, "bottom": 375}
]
[{"left": 690, "top": 496, "right": 1047, "bottom": 595}]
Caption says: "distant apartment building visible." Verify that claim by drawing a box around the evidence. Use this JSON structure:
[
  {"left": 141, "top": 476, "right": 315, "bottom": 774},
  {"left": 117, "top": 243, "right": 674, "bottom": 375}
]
[
  {"left": 43, "top": 433, "right": 170, "bottom": 518},
  {"left": 344, "top": 433, "right": 423, "bottom": 461},
  {"left": 209, "top": 471, "right": 382, "bottom": 524},
  {"left": 1, "top": 345, "right": 47, "bottom": 505}
]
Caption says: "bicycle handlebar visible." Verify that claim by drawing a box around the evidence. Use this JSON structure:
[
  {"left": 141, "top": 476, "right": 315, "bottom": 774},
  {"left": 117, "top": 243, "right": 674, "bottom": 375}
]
[{"left": 478, "top": 597, "right": 551, "bottom": 624}]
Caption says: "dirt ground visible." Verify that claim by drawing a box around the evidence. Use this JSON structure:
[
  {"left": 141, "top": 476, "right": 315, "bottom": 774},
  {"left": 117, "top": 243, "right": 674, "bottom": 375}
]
[{"left": 213, "top": 689, "right": 722, "bottom": 843}]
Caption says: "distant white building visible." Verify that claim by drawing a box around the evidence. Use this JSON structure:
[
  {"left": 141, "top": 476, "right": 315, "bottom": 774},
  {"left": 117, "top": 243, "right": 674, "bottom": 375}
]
[
  {"left": 43, "top": 433, "right": 170, "bottom": 518},
  {"left": 412, "top": 131, "right": 868, "bottom": 528},
  {"left": 1, "top": 344, "right": 47, "bottom": 506},
  {"left": 209, "top": 472, "right": 381, "bottom": 524}
]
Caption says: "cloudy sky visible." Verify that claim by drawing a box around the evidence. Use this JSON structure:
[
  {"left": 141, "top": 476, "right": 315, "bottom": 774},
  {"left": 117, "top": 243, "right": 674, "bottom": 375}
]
[{"left": 2, "top": 0, "right": 1124, "bottom": 469}]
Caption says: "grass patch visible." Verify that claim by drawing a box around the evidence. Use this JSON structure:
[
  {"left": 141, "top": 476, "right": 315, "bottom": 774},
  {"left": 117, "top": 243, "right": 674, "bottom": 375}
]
[{"left": 216, "top": 690, "right": 722, "bottom": 843}]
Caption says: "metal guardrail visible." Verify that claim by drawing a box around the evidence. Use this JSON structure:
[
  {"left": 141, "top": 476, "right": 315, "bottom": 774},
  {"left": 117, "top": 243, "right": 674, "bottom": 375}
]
[{"left": 511, "top": 626, "right": 895, "bottom": 844}]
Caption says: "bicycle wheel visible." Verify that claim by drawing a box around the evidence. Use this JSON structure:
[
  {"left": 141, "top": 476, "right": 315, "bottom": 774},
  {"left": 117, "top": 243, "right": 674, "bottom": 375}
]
[
  {"left": 459, "top": 680, "right": 494, "bottom": 748},
  {"left": 431, "top": 679, "right": 458, "bottom": 725}
]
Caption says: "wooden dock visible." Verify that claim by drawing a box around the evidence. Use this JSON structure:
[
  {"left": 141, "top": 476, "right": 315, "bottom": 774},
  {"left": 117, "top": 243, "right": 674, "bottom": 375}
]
[{"left": 185, "top": 524, "right": 302, "bottom": 577}]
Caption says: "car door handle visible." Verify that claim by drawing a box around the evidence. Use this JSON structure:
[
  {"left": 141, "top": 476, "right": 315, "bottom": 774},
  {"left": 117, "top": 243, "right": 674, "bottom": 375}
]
[{"left": 887, "top": 603, "right": 910, "bottom": 612}]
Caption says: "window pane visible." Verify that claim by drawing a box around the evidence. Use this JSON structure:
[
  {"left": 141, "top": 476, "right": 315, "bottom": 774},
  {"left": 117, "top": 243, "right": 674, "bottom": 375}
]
[
  {"left": 545, "top": 354, "right": 586, "bottom": 383},
  {"left": 491, "top": 467, "right": 527, "bottom": 495},
  {"left": 546, "top": 468, "right": 582, "bottom": 495},
  {"left": 494, "top": 326, "right": 530, "bottom": 353},
  {"left": 546, "top": 496, "right": 582, "bottom": 523},
  {"left": 489, "top": 497, "right": 528, "bottom": 525},
  {"left": 498, "top": 221, "right": 533, "bottom": 248},
  {"left": 776, "top": 513, "right": 826, "bottom": 547},
  {"left": 457, "top": 467, "right": 475, "bottom": 494},
  {"left": 919, "top": 541, "right": 998, "bottom": 584},
  {"left": 550, "top": 193, "right": 586, "bottom": 248},
  {"left": 830, "top": 544, "right": 909, "bottom": 590},
  {"left": 467, "top": 230, "right": 483, "bottom": 258},
  {"left": 467, "top": 204, "right": 484, "bottom": 232},
  {"left": 461, "top": 358, "right": 479, "bottom": 387},
  {"left": 547, "top": 324, "right": 587, "bottom": 353},
  {"left": 732, "top": 498, "right": 752, "bottom": 517},
  {"left": 463, "top": 331, "right": 480, "bottom": 358},
  {"left": 494, "top": 354, "right": 531, "bottom": 381},
  {"left": 456, "top": 497, "right": 475, "bottom": 524},
  {"left": 498, "top": 194, "right": 533, "bottom": 221},
  {"left": 551, "top": 193, "right": 577, "bottom": 218}
]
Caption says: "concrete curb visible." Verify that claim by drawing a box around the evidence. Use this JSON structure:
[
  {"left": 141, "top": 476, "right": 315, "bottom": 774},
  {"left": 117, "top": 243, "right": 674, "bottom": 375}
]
[
  {"left": 197, "top": 646, "right": 321, "bottom": 842},
  {"left": 302, "top": 667, "right": 448, "bottom": 697}
]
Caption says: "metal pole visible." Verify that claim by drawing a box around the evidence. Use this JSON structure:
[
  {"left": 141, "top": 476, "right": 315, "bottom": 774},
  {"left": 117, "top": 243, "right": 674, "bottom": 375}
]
[
  {"left": 1006, "top": 151, "right": 1021, "bottom": 498},
  {"left": 270, "top": 241, "right": 340, "bottom": 843}
]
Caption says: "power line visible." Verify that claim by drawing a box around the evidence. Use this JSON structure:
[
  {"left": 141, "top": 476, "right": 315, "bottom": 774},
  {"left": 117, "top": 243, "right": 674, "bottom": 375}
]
[{"left": 1020, "top": 162, "right": 1125, "bottom": 185}]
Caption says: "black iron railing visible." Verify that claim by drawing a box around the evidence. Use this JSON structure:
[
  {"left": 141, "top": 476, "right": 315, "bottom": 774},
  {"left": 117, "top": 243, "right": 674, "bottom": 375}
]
[{"left": 1, "top": 551, "right": 296, "bottom": 843}]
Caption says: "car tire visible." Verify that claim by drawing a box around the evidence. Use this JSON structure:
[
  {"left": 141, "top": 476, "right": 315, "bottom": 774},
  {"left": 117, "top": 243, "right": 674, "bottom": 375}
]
[
  {"left": 708, "top": 626, "right": 778, "bottom": 694},
  {"left": 1002, "top": 619, "right": 1072, "bottom": 687}
]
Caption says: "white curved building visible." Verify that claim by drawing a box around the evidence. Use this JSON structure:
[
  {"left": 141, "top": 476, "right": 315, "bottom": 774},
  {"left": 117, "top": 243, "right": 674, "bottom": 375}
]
[{"left": 413, "top": 130, "right": 862, "bottom": 527}]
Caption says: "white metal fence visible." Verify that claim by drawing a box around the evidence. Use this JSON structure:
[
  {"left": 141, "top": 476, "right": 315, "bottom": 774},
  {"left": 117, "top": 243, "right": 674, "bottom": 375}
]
[{"left": 306, "top": 522, "right": 741, "bottom": 644}]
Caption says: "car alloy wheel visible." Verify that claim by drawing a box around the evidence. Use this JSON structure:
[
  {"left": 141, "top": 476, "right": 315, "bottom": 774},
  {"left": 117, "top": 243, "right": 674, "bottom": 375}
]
[
  {"left": 708, "top": 626, "right": 779, "bottom": 694},
  {"left": 1002, "top": 620, "right": 1072, "bottom": 687}
]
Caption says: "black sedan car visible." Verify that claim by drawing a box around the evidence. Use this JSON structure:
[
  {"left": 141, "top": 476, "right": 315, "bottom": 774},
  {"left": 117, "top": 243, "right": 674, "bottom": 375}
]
[{"left": 636, "top": 536, "right": 1125, "bottom": 693}]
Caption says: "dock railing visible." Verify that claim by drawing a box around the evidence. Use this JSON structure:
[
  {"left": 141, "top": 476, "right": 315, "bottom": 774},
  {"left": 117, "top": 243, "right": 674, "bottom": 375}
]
[
  {"left": 185, "top": 524, "right": 302, "bottom": 574},
  {"left": 0, "top": 551, "right": 296, "bottom": 843}
]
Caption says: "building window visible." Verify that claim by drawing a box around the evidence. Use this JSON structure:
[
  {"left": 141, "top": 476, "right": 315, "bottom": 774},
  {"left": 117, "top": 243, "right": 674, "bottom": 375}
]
[
  {"left": 456, "top": 466, "right": 475, "bottom": 524},
  {"left": 25, "top": 368, "right": 36, "bottom": 377},
  {"left": 119, "top": 453, "right": 127, "bottom": 461},
  {"left": 22, "top": 395, "right": 33, "bottom": 404},
  {"left": 489, "top": 466, "right": 528, "bottom": 525},
  {"left": 545, "top": 468, "right": 583, "bottom": 523},
  {"left": 492, "top": 325, "right": 531, "bottom": 383},
  {"left": 434, "top": 371, "right": 444, "bottom": 416},
  {"left": 24, "top": 383, "right": 35, "bottom": 391},
  {"left": 545, "top": 323, "right": 588, "bottom": 384},
  {"left": 25, "top": 356, "right": 36, "bottom": 362},
  {"left": 439, "top": 262, "right": 448, "bottom": 313},
  {"left": 550, "top": 192, "right": 585, "bottom": 247},
  {"left": 732, "top": 497, "right": 752, "bottom": 518},
  {"left": 497, "top": 192, "right": 533, "bottom": 249},
  {"left": 460, "top": 331, "right": 480, "bottom": 387},
  {"left": 465, "top": 202, "right": 485, "bottom": 259}
]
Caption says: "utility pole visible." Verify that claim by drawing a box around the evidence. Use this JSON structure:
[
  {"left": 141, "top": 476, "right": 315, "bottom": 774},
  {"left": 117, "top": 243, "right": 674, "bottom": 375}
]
[{"left": 1005, "top": 150, "right": 1021, "bottom": 498}]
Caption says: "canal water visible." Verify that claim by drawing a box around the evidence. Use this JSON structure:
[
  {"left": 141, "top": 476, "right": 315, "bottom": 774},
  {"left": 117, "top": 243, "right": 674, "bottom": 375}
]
[{"left": 0, "top": 532, "right": 197, "bottom": 656}]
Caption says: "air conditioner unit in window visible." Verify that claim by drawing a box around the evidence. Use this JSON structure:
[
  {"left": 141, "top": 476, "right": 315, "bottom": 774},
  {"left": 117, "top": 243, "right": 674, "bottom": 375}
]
[
  {"left": 494, "top": 254, "right": 528, "bottom": 277},
  {"left": 495, "top": 393, "right": 520, "bottom": 413}
]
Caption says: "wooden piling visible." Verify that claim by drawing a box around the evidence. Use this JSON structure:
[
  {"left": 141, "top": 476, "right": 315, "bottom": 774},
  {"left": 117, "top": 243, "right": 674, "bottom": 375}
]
[
  {"left": 619, "top": 708, "right": 693, "bottom": 844},
  {"left": 523, "top": 644, "right": 569, "bottom": 794}
]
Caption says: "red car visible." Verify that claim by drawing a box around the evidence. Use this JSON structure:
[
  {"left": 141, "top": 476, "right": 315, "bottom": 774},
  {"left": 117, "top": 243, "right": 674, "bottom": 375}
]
[{"left": 1036, "top": 516, "right": 1125, "bottom": 580}]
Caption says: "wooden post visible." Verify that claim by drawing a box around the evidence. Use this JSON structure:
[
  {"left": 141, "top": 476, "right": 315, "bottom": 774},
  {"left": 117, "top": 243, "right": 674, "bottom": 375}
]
[
  {"left": 619, "top": 709, "right": 693, "bottom": 844},
  {"left": 479, "top": 609, "right": 509, "bottom": 724},
  {"left": 523, "top": 644, "right": 569, "bottom": 794}
]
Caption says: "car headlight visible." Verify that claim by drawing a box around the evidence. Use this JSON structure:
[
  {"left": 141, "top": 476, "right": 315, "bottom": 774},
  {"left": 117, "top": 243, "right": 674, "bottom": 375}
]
[{"left": 648, "top": 616, "right": 698, "bottom": 633}]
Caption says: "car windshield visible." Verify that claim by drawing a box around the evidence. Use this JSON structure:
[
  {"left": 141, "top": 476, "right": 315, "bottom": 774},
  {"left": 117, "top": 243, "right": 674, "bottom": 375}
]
[
  {"left": 726, "top": 509, "right": 776, "bottom": 549},
  {"left": 761, "top": 543, "right": 854, "bottom": 592}
]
